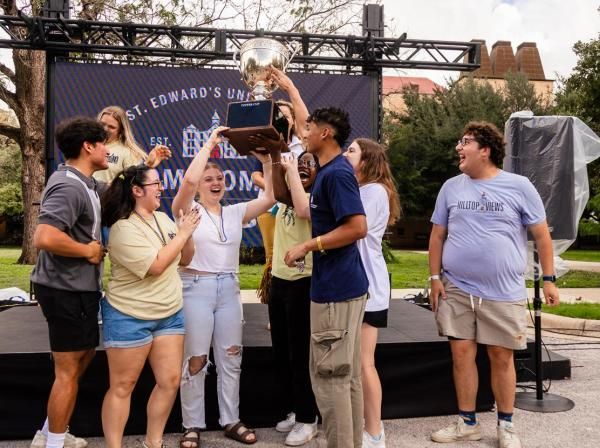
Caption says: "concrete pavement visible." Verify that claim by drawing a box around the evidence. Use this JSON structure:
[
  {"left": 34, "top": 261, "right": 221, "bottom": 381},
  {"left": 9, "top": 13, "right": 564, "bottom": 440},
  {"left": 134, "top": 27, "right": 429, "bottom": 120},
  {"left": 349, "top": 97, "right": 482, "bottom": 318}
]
[{"left": 3, "top": 332, "right": 600, "bottom": 447}]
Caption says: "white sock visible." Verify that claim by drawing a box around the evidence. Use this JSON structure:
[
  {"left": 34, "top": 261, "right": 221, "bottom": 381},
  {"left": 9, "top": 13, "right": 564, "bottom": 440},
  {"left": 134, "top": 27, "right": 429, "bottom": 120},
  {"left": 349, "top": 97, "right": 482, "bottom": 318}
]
[
  {"left": 46, "top": 431, "right": 66, "bottom": 448},
  {"left": 41, "top": 418, "right": 49, "bottom": 436}
]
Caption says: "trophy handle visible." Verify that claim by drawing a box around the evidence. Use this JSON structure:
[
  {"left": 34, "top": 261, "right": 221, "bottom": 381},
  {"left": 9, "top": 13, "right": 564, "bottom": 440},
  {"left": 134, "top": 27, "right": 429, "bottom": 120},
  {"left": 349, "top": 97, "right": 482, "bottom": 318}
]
[
  {"left": 283, "top": 41, "right": 301, "bottom": 71},
  {"left": 233, "top": 48, "right": 241, "bottom": 73}
]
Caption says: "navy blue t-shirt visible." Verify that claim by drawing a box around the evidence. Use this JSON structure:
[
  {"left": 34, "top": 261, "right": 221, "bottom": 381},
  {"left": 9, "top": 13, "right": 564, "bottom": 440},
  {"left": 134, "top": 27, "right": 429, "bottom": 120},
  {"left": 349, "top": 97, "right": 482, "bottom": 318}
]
[{"left": 310, "top": 154, "right": 369, "bottom": 303}]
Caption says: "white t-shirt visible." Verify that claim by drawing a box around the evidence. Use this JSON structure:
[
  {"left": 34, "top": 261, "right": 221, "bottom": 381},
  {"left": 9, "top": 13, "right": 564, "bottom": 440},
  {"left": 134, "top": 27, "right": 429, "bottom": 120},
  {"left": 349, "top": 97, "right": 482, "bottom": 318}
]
[
  {"left": 357, "top": 183, "right": 390, "bottom": 312},
  {"left": 288, "top": 134, "right": 304, "bottom": 157},
  {"left": 185, "top": 201, "right": 248, "bottom": 273}
]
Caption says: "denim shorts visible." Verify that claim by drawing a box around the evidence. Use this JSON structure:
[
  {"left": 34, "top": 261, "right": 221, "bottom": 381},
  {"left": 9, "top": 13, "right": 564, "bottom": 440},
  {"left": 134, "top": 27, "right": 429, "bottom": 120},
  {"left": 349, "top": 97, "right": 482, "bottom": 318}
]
[{"left": 101, "top": 299, "right": 185, "bottom": 349}]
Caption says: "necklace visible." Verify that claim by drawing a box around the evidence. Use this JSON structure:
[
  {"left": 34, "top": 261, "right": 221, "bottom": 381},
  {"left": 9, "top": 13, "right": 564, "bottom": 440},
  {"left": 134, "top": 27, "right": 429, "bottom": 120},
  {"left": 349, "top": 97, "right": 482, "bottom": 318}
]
[
  {"left": 199, "top": 202, "right": 227, "bottom": 242},
  {"left": 133, "top": 210, "right": 167, "bottom": 247}
]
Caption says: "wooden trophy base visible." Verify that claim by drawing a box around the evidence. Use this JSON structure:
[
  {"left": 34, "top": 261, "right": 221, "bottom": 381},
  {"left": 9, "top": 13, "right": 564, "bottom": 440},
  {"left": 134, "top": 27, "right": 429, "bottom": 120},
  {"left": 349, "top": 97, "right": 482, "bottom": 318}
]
[{"left": 224, "top": 99, "right": 289, "bottom": 156}]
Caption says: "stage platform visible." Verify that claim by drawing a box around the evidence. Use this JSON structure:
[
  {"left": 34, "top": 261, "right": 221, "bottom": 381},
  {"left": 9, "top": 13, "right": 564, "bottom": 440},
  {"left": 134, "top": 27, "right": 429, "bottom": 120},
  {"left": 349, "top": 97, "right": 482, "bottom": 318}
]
[{"left": 0, "top": 300, "right": 569, "bottom": 439}]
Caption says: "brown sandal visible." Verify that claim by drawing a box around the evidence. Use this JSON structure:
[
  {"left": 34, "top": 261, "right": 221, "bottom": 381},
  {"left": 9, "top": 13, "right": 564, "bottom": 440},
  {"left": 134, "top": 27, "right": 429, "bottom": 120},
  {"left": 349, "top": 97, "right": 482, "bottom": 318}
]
[
  {"left": 224, "top": 421, "right": 257, "bottom": 445},
  {"left": 180, "top": 427, "right": 201, "bottom": 448}
]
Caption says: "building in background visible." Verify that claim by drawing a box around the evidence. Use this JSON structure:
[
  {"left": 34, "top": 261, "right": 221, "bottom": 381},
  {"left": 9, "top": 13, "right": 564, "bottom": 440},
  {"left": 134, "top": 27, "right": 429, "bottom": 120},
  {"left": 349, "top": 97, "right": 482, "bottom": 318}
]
[{"left": 459, "top": 39, "right": 553, "bottom": 102}]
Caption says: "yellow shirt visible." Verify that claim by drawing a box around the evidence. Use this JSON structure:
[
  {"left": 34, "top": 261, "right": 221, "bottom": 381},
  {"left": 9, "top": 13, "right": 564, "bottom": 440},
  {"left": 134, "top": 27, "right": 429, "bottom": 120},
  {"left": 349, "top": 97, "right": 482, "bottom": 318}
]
[
  {"left": 106, "top": 211, "right": 182, "bottom": 320},
  {"left": 272, "top": 199, "right": 313, "bottom": 281},
  {"left": 93, "top": 141, "right": 143, "bottom": 183}
]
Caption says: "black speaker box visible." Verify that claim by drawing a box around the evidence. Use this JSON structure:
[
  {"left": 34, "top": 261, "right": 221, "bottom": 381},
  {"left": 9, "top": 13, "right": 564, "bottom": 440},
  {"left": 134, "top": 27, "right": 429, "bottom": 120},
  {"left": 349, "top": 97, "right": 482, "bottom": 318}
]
[{"left": 504, "top": 116, "right": 576, "bottom": 240}]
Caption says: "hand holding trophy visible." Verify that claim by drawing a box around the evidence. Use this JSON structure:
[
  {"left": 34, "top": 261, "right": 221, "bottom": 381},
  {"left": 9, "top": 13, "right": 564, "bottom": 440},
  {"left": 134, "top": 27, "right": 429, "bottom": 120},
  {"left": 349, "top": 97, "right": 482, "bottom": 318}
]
[{"left": 223, "top": 38, "right": 299, "bottom": 155}]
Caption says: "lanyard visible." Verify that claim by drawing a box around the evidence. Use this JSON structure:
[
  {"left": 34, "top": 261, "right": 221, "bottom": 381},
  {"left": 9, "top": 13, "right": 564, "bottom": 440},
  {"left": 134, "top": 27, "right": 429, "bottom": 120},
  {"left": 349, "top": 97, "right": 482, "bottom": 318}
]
[
  {"left": 199, "top": 203, "right": 227, "bottom": 242},
  {"left": 133, "top": 211, "right": 167, "bottom": 247}
]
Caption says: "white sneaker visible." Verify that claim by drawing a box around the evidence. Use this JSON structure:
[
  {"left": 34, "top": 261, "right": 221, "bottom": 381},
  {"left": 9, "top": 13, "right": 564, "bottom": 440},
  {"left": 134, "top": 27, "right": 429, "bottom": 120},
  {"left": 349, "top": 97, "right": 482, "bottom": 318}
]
[
  {"left": 31, "top": 429, "right": 88, "bottom": 448},
  {"left": 431, "top": 417, "right": 482, "bottom": 443},
  {"left": 276, "top": 412, "right": 296, "bottom": 433},
  {"left": 285, "top": 421, "right": 318, "bottom": 446},
  {"left": 362, "top": 424, "right": 386, "bottom": 448},
  {"left": 498, "top": 424, "right": 522, "bottom": 448}
]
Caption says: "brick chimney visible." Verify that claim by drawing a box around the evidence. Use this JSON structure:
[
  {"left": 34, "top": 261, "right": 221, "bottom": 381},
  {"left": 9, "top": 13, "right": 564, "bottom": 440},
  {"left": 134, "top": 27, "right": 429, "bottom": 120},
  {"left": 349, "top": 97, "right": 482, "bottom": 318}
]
[
  {"left": 462, "top": 39, "right": 493, "bottom": 78},
  {"left": 515, "top": 42, "right": 546, "bottom": 80},
  {"left": 490, "top": 41, "right": 516, "bottom": 77}
]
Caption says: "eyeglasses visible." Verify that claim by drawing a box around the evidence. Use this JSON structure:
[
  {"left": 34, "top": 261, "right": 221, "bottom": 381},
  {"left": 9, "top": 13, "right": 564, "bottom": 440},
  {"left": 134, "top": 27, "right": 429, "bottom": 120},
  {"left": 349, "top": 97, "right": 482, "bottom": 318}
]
[
  {"left": 298, "top": 160, "right": 317, "bottom": 168},
  {"left": 141, "top": 180, "right": 162, "bottom": 187},
  {"left": 457, "top": 137, "right": 477, "bottom": 147}
]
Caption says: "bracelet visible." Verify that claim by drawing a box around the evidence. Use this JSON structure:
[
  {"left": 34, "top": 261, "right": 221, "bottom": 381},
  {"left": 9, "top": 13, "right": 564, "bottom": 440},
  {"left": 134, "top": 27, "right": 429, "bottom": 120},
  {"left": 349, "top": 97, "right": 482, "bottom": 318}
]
[
  {"left": 428, "top": 274, "right": 440, "bottom": 281},
  {"left": 271, "top": 161, "right": 281, "bottom": 165},
  {"left": 316, "top": 236, "right": 326, "bottom": 254}
]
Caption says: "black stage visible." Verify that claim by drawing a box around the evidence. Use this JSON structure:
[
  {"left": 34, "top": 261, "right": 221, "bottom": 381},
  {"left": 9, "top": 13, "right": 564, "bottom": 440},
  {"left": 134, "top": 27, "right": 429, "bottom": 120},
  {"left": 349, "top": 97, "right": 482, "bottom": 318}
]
[{"left": 0, "top": 300, "right": 570, "bottom": 439}]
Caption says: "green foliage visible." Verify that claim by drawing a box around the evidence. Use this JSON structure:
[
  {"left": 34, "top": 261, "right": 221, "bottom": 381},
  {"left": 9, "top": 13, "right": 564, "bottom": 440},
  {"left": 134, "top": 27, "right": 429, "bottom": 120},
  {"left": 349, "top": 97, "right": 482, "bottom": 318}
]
[
  {"left": 578, "top": 218, "right": 600, "bottom": 237},
  {"left": 554, "top": 35, "right": 600, "bottom": 227},
  {"left": 561, "top": 250, "right": 600, "bottom": 262},
  {"left": 385, "top": 72, "right": 557, "bottom": 217},
  {"left": 532, "top": 303, "right": 600, "bottom": 320},
  {"left": 0, "top": 184, "right": 22, "bottom": 217},
  {"left": 554, "top": 35, "right": 600, "bottom": 135},
  {"left": 0, "top": 141, "right": 22, "bottom": 217}
]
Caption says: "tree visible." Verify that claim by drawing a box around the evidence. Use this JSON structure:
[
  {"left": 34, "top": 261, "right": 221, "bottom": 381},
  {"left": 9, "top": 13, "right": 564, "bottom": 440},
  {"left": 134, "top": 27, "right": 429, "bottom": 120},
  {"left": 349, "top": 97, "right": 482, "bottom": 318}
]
[
  {"left": 386, "top": 73, "right": 552, "bottom": 217},
  {"left": 0, "top": 138, "right": 23, "bottom": 217},
  {"left": 0, "top": 0, "right": 365, "bottom": 263},
  {"left": 555, "top": 35, "right": 600, "bottom": 238}
]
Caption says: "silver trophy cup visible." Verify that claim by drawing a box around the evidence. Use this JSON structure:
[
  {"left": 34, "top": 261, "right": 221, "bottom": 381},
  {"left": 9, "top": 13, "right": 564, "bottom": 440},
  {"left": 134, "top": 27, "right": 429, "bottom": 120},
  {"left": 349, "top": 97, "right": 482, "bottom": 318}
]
[
  {"left": 224, "top": 38, "right": 299, "bottom": 155},
  {"left": 233, "top": 38, "right": 299, "bottom": 99}
]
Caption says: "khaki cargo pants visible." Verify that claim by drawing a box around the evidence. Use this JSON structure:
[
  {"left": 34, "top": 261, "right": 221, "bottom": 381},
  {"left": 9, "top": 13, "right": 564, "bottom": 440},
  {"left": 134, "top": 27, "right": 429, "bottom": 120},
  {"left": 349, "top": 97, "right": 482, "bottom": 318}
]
[{"left": 309, "top": 294, "right": 367, "bottom": 448}]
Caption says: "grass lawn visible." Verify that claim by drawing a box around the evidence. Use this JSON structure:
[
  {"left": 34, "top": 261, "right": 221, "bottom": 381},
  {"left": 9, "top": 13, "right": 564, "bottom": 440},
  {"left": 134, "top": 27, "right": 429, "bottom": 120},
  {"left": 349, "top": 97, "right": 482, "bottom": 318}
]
[
  {"left": 561, "top": 250, "right": 600, "bottom": 263},
  {"left": 528, "top": 302, "right": 600, "bottom": 320},
  {"left": 2, "top": 247, "right": 600, "bottom": 292}
]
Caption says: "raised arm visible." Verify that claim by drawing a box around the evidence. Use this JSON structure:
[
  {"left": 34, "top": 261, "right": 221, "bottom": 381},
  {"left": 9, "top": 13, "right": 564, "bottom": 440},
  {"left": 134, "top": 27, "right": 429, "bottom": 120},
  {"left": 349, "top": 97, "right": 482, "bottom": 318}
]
[
  {"left": 249, "top": 134, "right": 293, "bottom": 206},
  {"left": 242, "top": 150, "right": 276, "bottom": 223},
  {"left": 270, "top": 67, "right": 309, "bottom": 139},
  {"left": 172, "top": 126, "right": 229, "bottom": 216},
  {"left": 280, "top": 154, "right": 310, "bottom": 219}
]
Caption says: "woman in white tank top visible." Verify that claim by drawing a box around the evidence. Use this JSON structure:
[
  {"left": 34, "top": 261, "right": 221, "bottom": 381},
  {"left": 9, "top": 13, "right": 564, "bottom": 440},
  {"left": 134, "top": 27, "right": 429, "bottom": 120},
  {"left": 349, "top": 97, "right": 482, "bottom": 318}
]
[
  {"left": 172, "top": 126, "right": 276, "bottom": 447},
  {"left": 344, "top": 138, "right": 401, "bottom": 448}
]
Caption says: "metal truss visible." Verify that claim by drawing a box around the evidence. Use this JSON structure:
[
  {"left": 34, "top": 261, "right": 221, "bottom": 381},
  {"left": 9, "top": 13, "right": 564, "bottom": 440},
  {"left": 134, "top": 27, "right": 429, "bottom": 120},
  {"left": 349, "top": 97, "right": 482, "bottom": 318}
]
[{"left": 0, "top": 15, "right": 480, "bottom": 73}]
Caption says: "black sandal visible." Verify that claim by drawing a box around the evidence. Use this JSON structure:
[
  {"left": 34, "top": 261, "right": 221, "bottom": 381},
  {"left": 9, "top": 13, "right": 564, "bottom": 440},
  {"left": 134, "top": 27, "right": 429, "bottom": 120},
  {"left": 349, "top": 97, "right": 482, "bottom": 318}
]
[
  {"left": 180, "top": 427, "right": 201, "bottom": 448},
  {"left": 224, "top": 421, "right": 257, "bottom": 445}
]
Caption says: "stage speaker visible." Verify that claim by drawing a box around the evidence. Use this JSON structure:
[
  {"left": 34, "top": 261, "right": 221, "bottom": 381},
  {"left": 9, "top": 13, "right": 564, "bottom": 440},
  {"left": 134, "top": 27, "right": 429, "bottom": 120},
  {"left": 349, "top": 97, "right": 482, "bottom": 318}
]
[
  {"left": 42, "top": 0, "right": 70, "bottom": 18},
  {"left": 363, "top": 4, "right": 384, "bottom": 37},
  {"left": 504, "top": 116, "right": 576, "bottom": 241}
]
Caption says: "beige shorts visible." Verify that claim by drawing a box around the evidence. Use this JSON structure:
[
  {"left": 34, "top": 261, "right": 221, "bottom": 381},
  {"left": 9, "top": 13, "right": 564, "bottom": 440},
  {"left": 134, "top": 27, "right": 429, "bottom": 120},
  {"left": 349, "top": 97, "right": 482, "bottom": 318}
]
[{"left": 435, "top": 278, "right": 528, "bottom": 350}]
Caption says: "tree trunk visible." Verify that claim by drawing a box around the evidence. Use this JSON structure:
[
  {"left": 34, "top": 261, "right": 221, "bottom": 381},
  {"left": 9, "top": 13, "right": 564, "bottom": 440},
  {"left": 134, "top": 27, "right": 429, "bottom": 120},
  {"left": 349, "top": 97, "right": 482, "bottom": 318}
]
[{"left": 14, "top": 49, "right": 46, "bottom": 265}]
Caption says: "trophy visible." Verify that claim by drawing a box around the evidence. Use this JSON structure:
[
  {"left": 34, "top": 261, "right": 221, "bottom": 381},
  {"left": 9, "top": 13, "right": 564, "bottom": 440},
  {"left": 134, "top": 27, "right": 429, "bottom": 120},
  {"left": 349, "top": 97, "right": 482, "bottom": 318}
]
[{"left": 223, "top": 38, "right": 299, "bottom": 155}]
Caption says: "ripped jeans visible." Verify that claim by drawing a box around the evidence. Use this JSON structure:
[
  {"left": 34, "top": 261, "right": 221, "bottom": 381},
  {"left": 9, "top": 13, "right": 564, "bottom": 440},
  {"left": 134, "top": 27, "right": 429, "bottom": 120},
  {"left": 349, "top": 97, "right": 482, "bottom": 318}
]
[{"left": 179, "top": 272, "right": 244, "bottom": 429}]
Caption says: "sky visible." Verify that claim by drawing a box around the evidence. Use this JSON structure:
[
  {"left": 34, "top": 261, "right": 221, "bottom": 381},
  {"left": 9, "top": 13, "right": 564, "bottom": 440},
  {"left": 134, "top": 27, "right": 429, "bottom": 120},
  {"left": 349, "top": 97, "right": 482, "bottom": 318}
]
[
  {"left": 0, "top": 0, "right": 597, "bottom": 90},
  {"left": 380, "top": 0, "right": 600, "bottom": 86}
]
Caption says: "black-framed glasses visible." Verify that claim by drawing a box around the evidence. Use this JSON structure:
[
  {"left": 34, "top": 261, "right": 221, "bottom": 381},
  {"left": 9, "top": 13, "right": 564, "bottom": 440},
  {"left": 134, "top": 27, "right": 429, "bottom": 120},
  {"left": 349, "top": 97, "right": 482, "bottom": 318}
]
[
  {"left": 141, "top": 180, "right": 162, "bottom": 187},
  {"left": 457, "top": 137, "right": 477, "bottom": 147}
]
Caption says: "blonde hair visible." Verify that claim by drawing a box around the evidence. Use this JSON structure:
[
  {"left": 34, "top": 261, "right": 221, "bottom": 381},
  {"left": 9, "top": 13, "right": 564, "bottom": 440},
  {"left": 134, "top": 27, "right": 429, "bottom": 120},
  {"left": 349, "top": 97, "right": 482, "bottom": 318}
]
[
  {"left": 354, "top": 138, "right": 402, "bottom": 225},
  {"left": 98, "top": 106, "right": 147, "bottom": 161}
]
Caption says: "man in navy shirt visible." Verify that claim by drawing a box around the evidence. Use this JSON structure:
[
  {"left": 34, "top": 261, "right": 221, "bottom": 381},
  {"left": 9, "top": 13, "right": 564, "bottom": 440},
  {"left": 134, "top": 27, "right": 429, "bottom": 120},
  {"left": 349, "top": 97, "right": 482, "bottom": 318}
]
[{"left": 285, "top": 107, "right": 368, "bottom": 448}]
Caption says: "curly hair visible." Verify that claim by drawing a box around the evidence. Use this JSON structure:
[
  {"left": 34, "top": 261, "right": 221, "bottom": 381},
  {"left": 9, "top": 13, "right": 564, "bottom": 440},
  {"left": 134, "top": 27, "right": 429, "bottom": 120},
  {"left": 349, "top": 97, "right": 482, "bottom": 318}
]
[
  {"left": 462, "top": 121, "right": 505, "bottom": 167},
  {"left": 307, "top": 107, "right": 351, "bottom": 148}
]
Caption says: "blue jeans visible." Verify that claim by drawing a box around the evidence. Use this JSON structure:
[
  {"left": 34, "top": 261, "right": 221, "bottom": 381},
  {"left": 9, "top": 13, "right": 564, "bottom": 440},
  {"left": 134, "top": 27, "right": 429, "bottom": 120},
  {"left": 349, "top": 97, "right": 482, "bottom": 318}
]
[
  {"left": 101, "top": 299, "right": 185, "bottom": 349},
  {"left": 179, "top": 272, "right": 244, "bottom": 428}
]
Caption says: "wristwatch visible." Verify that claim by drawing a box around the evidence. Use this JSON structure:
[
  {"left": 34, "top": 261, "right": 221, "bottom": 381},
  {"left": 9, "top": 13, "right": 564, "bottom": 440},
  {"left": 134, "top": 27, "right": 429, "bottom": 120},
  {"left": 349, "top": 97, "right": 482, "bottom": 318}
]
[
  {"left": 428, "top": 274, "right": 441, "bottom": 281},
  {"left": 542, "top": 275, "right": 557, "bottom": 283}
]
